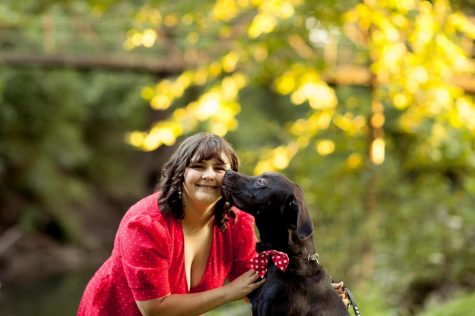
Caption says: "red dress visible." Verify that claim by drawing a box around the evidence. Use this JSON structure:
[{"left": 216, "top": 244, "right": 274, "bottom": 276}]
[{"left": 77, "top": 192, "right": 257, "bottom": 315}]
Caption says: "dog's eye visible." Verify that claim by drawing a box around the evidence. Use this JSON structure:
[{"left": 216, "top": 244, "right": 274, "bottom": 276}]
[{"left": 256, "top": 178, "right": 266, "bottom": 186}]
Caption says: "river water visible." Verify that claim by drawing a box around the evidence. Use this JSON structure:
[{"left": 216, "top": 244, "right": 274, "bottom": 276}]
[{"left": 0, "top": 269, "right": 90, "bottom": 316}]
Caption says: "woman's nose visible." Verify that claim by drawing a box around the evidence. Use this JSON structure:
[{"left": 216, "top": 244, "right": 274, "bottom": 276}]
[{"left": 202, "top": 167, "right": 216, "bottom": 179}]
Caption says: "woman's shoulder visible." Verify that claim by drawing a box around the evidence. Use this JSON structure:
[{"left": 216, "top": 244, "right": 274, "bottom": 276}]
[{"left": 120, "top": 192, "right": 168, "bottom": 225}]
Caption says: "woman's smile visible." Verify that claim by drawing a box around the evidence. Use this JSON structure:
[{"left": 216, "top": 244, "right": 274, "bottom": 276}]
[{"left": 196, "top": 183, "right": 219, "bottom": 190}]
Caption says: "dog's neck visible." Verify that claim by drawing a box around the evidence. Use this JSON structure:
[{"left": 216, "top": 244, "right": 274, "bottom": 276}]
[
  {"left": 256, "top": 229, "right": 324, "bottom": 278},
  {"left": 256, "top": 229, "right": 316, "bottom": 257},
  {"left": 288, "top": 229, "right": 316, "bottom": 257}
]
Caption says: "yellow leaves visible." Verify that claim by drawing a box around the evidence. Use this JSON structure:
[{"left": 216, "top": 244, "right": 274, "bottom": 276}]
[
  {"left": 453, "top": 97, "right": 475, "bottom": 130},
  {"left": 183, "top": 74, "right": 244, "bottom": 131},
  {"left": 261, "top": 0, "right": 295, "bottom": 19},
  {"left": 127, "top": 122, "right": 183, "bottom": 151},
  {"left": 149, "top": 77, "right": 190, "bottom": 110},
  {"left": 135, "top": 6, "right": 162, "bottom": 26},
  {"left": 289, "top": 111, "right": 334, "bottom": 147},
  {"left": 346, "top": 153, "right": 363, "bottom": 170},
  {"left": 195, "top": 92, "right": 220, "bottom": 120},
  {"left": 370, "top": 138, "right": 385, "bottom": 165},
  {"left": 141, "top": 29, "right": 158, "bottom": 47},
  {"left": 247, "top": 0, "right": 298, "bottom": 38},
  {"left": 254, "top": 143, "right": 298, "bottom": 174},
  {"left": 212, "top": 0, "right": 240, "bottom": 22},
  {"left": 274, "top": 71, "right": 297, "bottom": 95},
  {"left": 410, "top": 4, "right": 436, "bottom": 52},
  {"left": 371, "top": 112, "right": 385, "bottom": 129},
  {"left": 127, "top": 131, "right": 146, "bottom": 148},
  {"left": 346, "top": 0, "right": 474, "bottom": 138},
  {"left": 252, "top": 44, "right": 269, "bottom": 61},
  {"left": 315, "top": 139, "right": 335, "bottom": 156},
  {"left": 411, "top": 66, "right": 429, "bottom": 85},
  {"left": 273, "top": 67, "right": 337, "bottom": 110},
  {"left": 164, "top": 14, "right": 178, "bottom": 27},
  {"left": 248, "top": 13, "right": 278, "bottom": 38},
  {"left": 151, "top": 94, "right": 172, "bottom": 110},
  {"left": 123, "top": 6, "right": 163, "bottom": 50},
  {"left": 428, "top": 87, "right": 452, "bottom": 113},
  {"left": 212, "top": 0, "right": 256, "bottom": 21},
  {"left": 303, "top": 83, "right": 337, "bottom": 110},
  {"left": 429, "top": 123, "right": 447, "bottom": 149},
  {"left": 448, "top": 13, "right": 475, "bottom": 39},
  {"left": 436, "top": 34, "right": 472, "bottom": 72},
  {"left": 222, "top": 73, "right": 247, "bottom": 98},
  {"left": 186, "top": 32, "right": 199, "bottom": 45},
  {"left": 345, "top": 4, "right": 371, "bottom": 31},
  {"left": 124, "top": 28, "right": 158, "bottom": 50},
  {"left": 141, "top": 86, "right": 155, "bottom": 101},
  {"left": 333, "top": 113, "right": 367, "bottom": 136},
  {"left": 222, "top": 51, "right": 240, "bottom": 73},
  {"left": 392, "top": 92, "right": 410, "bottom": 110},
  {"left": 130, "top": 72, "right": 246, "bottom": 151},
  {"left": 372, "top": 42, "right": 406, "bottom": 76}
]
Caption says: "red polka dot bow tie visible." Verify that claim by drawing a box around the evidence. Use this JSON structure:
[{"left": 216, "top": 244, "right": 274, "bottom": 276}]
[{"left": 250, "top": 250, "right": 290, "bottom": 278}]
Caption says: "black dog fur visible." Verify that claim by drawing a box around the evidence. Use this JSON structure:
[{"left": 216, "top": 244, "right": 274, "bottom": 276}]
[{"left": 222, "top": 170, "right": 349, "bottom": 316}]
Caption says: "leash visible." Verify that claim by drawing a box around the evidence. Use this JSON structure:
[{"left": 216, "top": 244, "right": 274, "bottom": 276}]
[
  {"left": 327, "top": 270, "right": 361, "bottom": 316},
  {"left": 343, "top": 286, "right": 361, "bottom": 316},
  {"left": 308, "top": 254, "right": 361, "bottom": 315}
]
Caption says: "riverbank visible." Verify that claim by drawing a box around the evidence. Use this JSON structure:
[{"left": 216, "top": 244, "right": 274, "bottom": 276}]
[{"left": 0, "top": 193, "right": 129, "bottom": 289}]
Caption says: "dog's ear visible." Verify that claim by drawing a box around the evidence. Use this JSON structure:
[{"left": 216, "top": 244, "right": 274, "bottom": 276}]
[
  {"left": 283, "top": 187, "right": 313, "bottom": 239},
  {"left": 282, "top": 194, "right": 299, "bottom": 230}
]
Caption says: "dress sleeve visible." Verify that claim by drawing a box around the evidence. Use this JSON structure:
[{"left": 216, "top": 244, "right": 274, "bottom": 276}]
[
  {"left": 228, "top": 212, "right": 258, "bottom": 281},
  {"left": 119, "top": 214, "right": 171, "bottom": 301}
]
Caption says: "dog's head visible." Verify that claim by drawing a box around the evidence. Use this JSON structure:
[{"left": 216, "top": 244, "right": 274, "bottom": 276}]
[{"left": 222, "top": 169, "right": 313, "bottom": 252}]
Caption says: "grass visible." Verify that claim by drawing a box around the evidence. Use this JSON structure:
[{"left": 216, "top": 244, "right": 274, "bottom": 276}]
[{"left": 417, "top": 291, "right": 475, "bottom": 316}]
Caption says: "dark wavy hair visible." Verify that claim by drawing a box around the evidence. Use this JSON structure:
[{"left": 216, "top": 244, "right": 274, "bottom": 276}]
[{"left": 157, "top": 133, "right": 239, "bottom": 230}]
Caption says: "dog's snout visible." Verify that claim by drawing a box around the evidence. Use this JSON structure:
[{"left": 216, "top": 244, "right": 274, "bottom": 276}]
[
  {"left": 224, "top": 169, "right": 237, "bottom": 179},
  {"left": 223, "top": 169, "right": 237, "bottom": 189},
  {"left": 225, "top": 169, "right": 233, "bottom": 176}
]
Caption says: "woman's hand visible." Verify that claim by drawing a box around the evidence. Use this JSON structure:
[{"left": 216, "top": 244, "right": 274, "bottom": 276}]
[
  {"left": 332, "top": 281, "right": 350, "bottom": 308},
  {"left": 223, "top": 269, "right": 265, "bottom": 302}
]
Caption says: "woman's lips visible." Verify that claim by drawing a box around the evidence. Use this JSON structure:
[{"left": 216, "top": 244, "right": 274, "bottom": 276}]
[{"left": 196, "top": 184, "right": 219, "bottom": 190}]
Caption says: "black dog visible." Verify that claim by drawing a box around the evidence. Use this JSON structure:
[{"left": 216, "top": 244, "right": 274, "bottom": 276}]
[{"left": 222, "top": 170, "right": 350, "bottom": 316}]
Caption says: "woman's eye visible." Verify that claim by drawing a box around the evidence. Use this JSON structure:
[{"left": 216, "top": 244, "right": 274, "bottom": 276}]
[{"left": 191, "top": 164, "right": 204, "bottom": 170}]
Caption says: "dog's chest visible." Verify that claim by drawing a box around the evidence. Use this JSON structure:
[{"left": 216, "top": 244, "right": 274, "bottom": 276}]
[{"left": 251, "top": 268, "right": 349, "bottom": 316}]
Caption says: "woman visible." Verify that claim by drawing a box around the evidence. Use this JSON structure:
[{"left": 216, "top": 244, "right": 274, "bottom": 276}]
[{"left": 78, "top": 133, "right": 347, "bottom": 315}]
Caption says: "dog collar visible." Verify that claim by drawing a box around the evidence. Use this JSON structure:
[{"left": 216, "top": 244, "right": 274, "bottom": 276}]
[
  {"left": 250, "top": 250, "right": 289, "bottom": 278},
  {"left": 307, "top": 252, "right": 320, "bottom": 264}
]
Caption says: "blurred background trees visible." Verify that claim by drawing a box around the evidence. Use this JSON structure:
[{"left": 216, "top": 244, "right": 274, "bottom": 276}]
[{"left": 0, "top": 0, "right": 474, "bottom": 315}]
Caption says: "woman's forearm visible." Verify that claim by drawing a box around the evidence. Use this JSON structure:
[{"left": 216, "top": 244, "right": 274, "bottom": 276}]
[
  {"left": 136, "top": 270, "right": 264, "bottom": 316},
  {"left": 136, "top": 286, "right": 231, "bottom": 316}
]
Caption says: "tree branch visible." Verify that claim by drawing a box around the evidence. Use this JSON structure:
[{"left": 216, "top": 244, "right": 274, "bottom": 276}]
[
  {"left": 0, "top": 52, "right": 185, "bottom": 76},
  {"left": 1, "top": 52, "right": 475, "bottom": 93}
]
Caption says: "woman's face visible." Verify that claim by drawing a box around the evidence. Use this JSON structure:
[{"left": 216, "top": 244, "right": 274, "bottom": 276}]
[{"left": 182, "top": 155, "right": 231, "bottom": 208}]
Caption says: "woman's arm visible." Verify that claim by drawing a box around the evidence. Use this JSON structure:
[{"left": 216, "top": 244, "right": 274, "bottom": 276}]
[{"left": 136, "top": 269, "right": 265, "bottom": 316}]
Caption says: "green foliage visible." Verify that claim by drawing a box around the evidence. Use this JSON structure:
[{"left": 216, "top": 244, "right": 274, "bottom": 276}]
[{"left": 0, "top": 67, "right": 152, "bottom": 242}]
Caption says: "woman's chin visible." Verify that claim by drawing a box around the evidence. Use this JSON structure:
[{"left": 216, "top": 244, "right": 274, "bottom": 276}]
[{"left": 194, "top": 192, "right": 221, "bottom": 205}]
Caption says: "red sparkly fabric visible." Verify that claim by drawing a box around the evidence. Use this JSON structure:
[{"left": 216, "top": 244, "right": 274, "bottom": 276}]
[
  {"left": 250, "top": 250, "right": 289, "bottom": 278},
  {"left": 77, "top": 192, "right": 257, "bottom": 316}
]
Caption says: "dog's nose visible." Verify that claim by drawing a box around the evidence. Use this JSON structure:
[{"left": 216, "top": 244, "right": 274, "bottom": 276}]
[{"left": 225, "top": 169, "right": 235, "bottom": 177}]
